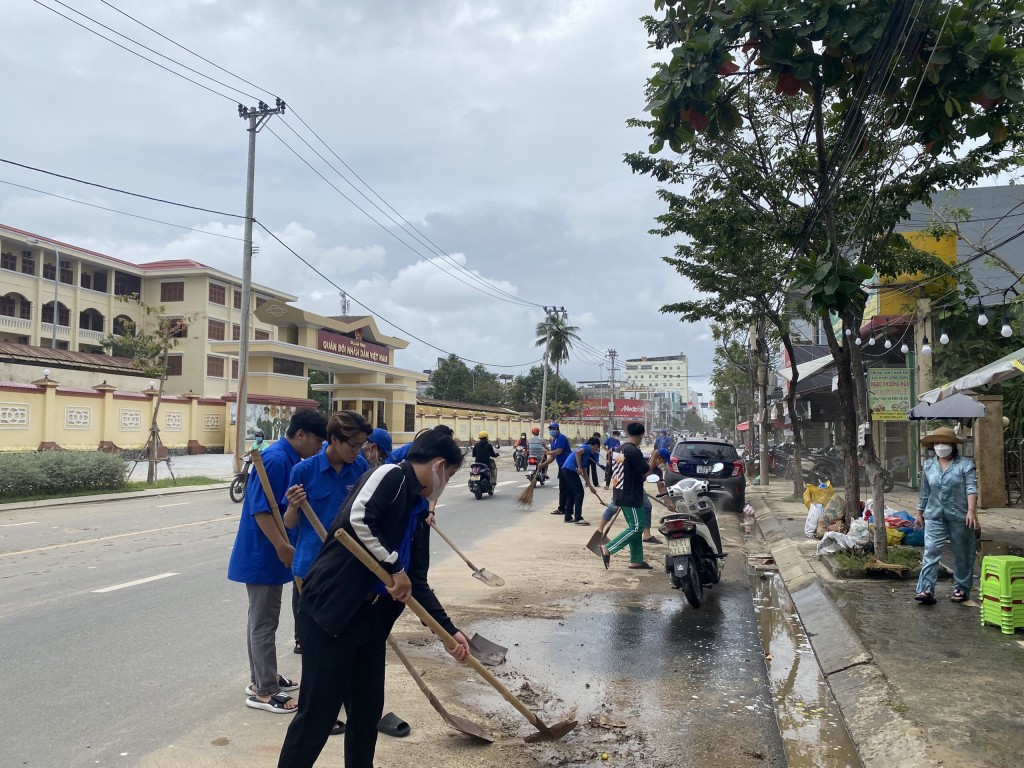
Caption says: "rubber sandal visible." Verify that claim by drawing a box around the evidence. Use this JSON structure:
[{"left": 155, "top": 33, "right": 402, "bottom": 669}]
[
  {"left": 245, "top": 692, "right": 296, "bottom": 713},
  {"left": 950, "top": 589, "right": 969, "bottom": 603},
  {"left": 643, "top": 536, "right": 662, "bottom": 544},
  {"left": 245, "top": 675, "right": 299, "bottom": 696},
  {"left": 293, "top": 642, "right": 302, "bottom": 654},
  {"left": 914, "top": 591, "right": 936, "bottom": 605},
  {"left": 601, "top": 547, "right": 610, "bottom": 570},
  {"left": 628, "top": 562, "right": 653, "bottom": 570},
  {"left": 377, "top": 711, "right": 410, "bottom": 738},
  {"left": 575, "top": 519, "right": 591, "bottom": 526},
  {"left": 330, "top": 720, "right": 345, "bottom": 736}
]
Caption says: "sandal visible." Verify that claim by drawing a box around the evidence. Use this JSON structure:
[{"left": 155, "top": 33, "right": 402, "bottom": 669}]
[
  {"left": 950, "top": 589, "right": 969, "bottom": 603},
  {"left": 377, "top": 711, "right": 410, "bottom": 738},
  {"left": 601, "top": 546, "right": 610, "bottom": 570},
  {"left": 914, "top": 591, "right": 936, "bottom": 605},
  {"left": 245, "top": 675, "right": 300, "bottom": 696},
  {"left": 245, "top": 692, "right": 296, "bottom": 713},
  {"left": 628, "top": 562, "right": 653, "bottom": 570},
  {"left": 643, "top": 536, "right": 662, "bottom": 544},
  {"left": 330, "top": 720, "right": 345, "bottom": 736}
]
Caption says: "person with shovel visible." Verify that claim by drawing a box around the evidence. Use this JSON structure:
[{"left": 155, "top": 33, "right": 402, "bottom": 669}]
[
  {"left": 277, "top": 428, "right": 471, "bottom": 768},
  {"left": 560, "top": 436, "right": 601, "bottom": 525},
  {"left": 227, "top": 409, "right": 328, "bottom": 714}
]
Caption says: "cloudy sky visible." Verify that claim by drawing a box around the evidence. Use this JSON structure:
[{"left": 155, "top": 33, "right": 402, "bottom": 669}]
[{"left": 1, "top": 0, "right": 715, "bottom": 392}]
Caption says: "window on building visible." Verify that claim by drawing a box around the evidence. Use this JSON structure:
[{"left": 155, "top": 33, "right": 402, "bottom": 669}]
[
  {"left": 114, "top": 271, "right": 141, "bottom": 297},
  {"left": 273, "top": 357, "right": 304, "bottom": 376},
  {"left": 55, "top": 340, "right": 69, "bottom": 351},
  {"left": 405, "top": 404, "right": 415, "bottom": 433},
  {"left": 206, "top": 355, "right": 225, "bottom": 377},
  {"left": 43, "top": 262, "right": 56, "bottom": 280},
  {"left": 43, "top": 303, "right": 70, "bottom": 326},
  {"left": 161, "top": 281, "right": 185, "bottom": 302},
  {"left": 21, "top": 255, "right": 34, "bottom": 275},
  {"left": 80, "top": 272, "right": 92, "bottom": 290},
  {"left": 166, "top": 318, "right": 188, "bottom": 338},
  {"left": 60, "top": 265, "right": 73, "bottom": 285},
  {"left": 231, "top": 359, "right": 239, "bottom": 379},
  {"left": 233, "top": 289, "right": 242, "bottom": 310},
  {"left": 209, "top": 282, "right": 226, "bottom": 305},
  {"left": 255, "top": 295, "right": 267, "bottom": 309},
  {"left": 166, "top": 355, "right": 183, "bottom": 376},
  {"left": 254, "top": 329, "right": 270, "bottom": 340},
  {"left": 0, "top": 295, "right": 14, "bottom": 316},
  {"left": 233, "top": 323, "right": 240, "bottom": 340},
  {"left": 208, "top": 319, "right": 226, "bottom": 341},
  {"left": 19, "top": 299, "right": 31, "bottom": 320},
  {"left": 1, "top": 252, "right": 15, "bottom": 271}
]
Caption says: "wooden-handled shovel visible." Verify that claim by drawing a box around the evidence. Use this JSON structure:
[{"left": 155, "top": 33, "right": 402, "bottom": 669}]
[
  {"left": 335, "top": 528, "right": 578, "bottom": 743},
  {"left": 430, "top": 522, "right": 505, "bottom": 587},
  {"left": 295, "top": 499, "right": 495, "bottom": 741},
  {"left": 249, "top": 449, "right": 302, "bottom": 593}
]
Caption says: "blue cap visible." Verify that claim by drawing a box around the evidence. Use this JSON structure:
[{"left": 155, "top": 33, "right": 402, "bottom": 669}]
[
  {"left": 658, "top": 448, "right": 671, "bottom": 461},
  {"left": 548, "top": 422, "right": 560, "bottom": 430},
  {"left": 367, "top": 428, "right": 393, "bottom": 458}
]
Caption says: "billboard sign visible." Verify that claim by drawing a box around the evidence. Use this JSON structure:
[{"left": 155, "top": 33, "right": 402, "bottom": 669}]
[{"left": 582, "top": 398, "right": 647, "bottom": 420}]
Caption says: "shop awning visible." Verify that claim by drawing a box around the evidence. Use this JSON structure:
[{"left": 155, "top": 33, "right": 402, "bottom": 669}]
[
  {"left": 919, "top": 346, "right": 1024, "bottom": 403},
  {"left": 777, "top": 355, "right": 835, "bottom": 382},
  {"left": 908, "top": 393, "right": 987, "bottom": 420},
  {"left": 736, "top": 417, "right": 789, "bottom": 432}
]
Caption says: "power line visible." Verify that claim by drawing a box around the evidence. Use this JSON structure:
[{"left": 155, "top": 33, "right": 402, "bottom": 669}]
[
  {"left": 0, "top": 178, "right": 246, "bottom": 240},
  {"left": 253, "top": 219, "right": 545, "bottom": 369},
  {"left": 0, "top": 157, "right": 245, "bottom": 218}
]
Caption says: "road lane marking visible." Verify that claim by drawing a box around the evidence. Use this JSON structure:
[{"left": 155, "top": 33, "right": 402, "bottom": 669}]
[
  {"left": 92, "top": 572, "right": 180, "bottom": 593},
  {"left": 0, "top": 516, "right": 235, "bottom": 559},
  {"left": 156, "top": 502, "right": 190, "bottom": 508},
  {"left": 0, "top": 521, "right": 39, "bottom": 528},
  {"left": 496, "top": 481, "right": 517, "bottom": 487}
]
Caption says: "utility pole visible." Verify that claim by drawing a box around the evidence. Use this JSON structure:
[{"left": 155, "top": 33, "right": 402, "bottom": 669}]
[
  {"left": 234, "top": 98, "right": 285, "bottom": 471},
  {"left": 608, "top": 348, "right": 617, "bottom": 433}
]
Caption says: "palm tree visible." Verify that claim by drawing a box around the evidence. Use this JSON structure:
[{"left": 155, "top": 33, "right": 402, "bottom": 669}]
[{"left": 535, "top": 313, "right": 580, "bottom": 413}]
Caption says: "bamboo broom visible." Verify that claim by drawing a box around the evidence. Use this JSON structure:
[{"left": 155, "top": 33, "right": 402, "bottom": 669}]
[{"left": 515, "top": 457, "right": 552, "bottom": 507}]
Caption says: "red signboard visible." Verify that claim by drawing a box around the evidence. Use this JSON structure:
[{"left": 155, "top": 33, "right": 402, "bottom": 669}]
[
  {"left": 581, "top": 398, "right": 647, "bottom": 420},
  {"left": 316, "top": 328, "right": 391, "bottom": 365}
]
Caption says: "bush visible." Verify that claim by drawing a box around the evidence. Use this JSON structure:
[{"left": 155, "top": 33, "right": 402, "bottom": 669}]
[{"left": 0, "top": 451, "right": 128, "bottom": 498}]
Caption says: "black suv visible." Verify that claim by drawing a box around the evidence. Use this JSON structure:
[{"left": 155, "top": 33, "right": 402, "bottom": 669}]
[{"left": 664, "top": 437, "right": 746, "bottom": 511}]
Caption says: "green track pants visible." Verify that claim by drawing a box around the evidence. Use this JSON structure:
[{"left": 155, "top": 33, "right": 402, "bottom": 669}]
[{"left": 606, "top": 505, "right": 644, "bottom": 564}]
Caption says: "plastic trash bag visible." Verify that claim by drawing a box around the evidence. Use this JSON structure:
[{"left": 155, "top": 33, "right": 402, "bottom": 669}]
[
  {"left": 816, "top": 531, "right": 858, "bottom": 555},
  {"left": 805, "top": 503, "right": 823, "bottom": 539},
  {"left": 849, "top": 518, "right": 870, "bottom": 545},
  {"left": 803, "top": 482, "right": 835, "bottom": 509}
]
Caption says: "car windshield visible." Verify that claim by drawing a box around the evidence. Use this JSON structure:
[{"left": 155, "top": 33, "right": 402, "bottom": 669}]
[{"left": 675, "top": 442, "right": 738, "bottom": 462}]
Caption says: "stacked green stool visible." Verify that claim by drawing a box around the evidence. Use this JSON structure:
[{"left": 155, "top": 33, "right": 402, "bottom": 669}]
[{"left": 980, "top": 555, "right": 1024, "bottom": 635}]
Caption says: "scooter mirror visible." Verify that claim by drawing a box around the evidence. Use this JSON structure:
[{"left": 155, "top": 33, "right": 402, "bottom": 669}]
[
  {"left": 712, "top": 462, "right": 725, "bottom": 473},
  {"left": 645, "top": 473, "right": 662, "bottom": 483}
]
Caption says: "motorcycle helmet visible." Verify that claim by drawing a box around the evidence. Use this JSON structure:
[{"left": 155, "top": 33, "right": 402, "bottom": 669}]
[
  {"left": 521, "top": 433, "right": 527, "bottom": 438},
  {"left": 531, "top": 427, "right": 540, "bottom": 435},
  {"left": 254, "top": 430, "right": 264, "bottom": 439},
  {"left": 478, "top": 431, "right": 488, "bottom": 439}
]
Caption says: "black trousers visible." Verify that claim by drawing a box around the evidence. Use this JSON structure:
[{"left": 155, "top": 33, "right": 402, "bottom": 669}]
[
  {"left": 278, "top": 600, "right": 398, "bottom": 768},
  {"left": 590, "top": 461, "right": 599, "bottom": 487},
  {"left": 557, "top": 463, "right": 569, "bottom": 512},
  {"left": 604, "top": 458, "right": 614, "bottom": 487},
  {"left": 560, "top": 468, "right": 585, "bottom": 521}
]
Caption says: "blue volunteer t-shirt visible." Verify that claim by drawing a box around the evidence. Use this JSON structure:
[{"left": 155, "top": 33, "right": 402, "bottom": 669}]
[
  {"left": 563, "top": 443, "right": 598, "bottom": 473},
  {"left": 386, "top": 443, "right": 411, "bottom": 464},
  {"left": 227, "top": 437, "right": 301, "bottom": 585},
  {"left": 603, "top": 436, "right": 621, "bottom": 453},
  {"left": 550, "top": 433, "right": 572, "bottom": 468},
  {"left": 289, "top": 446, "right": 370, "bottom": 579}
]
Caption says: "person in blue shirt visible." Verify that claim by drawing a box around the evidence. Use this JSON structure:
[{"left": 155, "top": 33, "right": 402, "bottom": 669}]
[
  {"left": 602, "top": 430, "right": 621, "bottom": 489},
  {"left": 228, "top": 409, "right": 328, "bottom": 714},
  {"left": 560, "top": 436, "right": 601, "bottom": 525},
  {"left": 388, "top": 425, "right": 456, "bottom": 523},
  {"left": 544, "top": 422, "right": 573, "bottom": 518},
  {"left": 914, "top": 427, "right": 980, "bottom": 605},
  {"left": 362, "top": 427, "right": 393, "bottom": 468}
]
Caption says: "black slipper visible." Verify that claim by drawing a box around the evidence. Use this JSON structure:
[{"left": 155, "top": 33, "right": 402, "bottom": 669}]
[
  {"left": 377, "top": 711, "right": 410, "bottom": 738},
  {"left": 628, "top": 562, "right": 653, "bottom": 570},
  {"left": 330, "top": 720, "right": 345, "bottom": 736},
  {"left": 601, "top": 547, "right": 610, "bottom": 570}
]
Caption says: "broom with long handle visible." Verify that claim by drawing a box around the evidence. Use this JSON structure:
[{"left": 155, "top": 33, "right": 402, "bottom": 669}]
[{"left": 515, "top": 455, "right": 554, "bottom": 507}]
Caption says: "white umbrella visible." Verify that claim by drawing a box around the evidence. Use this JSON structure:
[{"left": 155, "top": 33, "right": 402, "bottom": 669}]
[
  {"left": 918, "top": 346, "right": 1024, "bottom": 403},
  {"left": 908, "top": 393, "right": 987, "bottom": 419}
]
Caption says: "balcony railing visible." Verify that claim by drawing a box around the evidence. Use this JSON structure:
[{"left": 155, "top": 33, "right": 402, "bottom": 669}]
[
  {"left": 79, "top": 328, "right": 106, "bottom": 341},
  {"left": 41, "top": 322, "right": 70, "bottom": 338},
  {"left": 0, "top": 315, "right": 32, "bottom": 331}
]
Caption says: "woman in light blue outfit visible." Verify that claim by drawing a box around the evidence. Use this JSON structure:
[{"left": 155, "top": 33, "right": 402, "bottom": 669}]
[{"left": 914, "top": 427, "right": 980, "bottom": 605}]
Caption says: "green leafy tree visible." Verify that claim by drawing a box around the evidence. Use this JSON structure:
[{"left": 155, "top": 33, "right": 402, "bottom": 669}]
[
  {"left": 635, "top": 0, "right": 1024, "bottom": 538},
  {"left": 101, "top": 295, "right": 197, "bottom": 484},
  {"left": 307, "top": 369, "right": 331, "bottom": 413},
  {"left": 425, "top": 354, "right": 473, "bottom": 402},
  {"left": 536, "top": 313, "right": 581, "bottom": 407},
  {"left": 509, "top": 365, "right": 581, "bottom": 418}
]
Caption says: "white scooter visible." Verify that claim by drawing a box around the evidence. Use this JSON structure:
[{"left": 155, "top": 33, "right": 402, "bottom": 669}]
[{"left": 650, "top": 465, "right": 726, "bottom": 608}]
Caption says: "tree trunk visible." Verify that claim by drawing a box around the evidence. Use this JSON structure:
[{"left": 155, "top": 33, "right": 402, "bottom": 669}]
[
  {"left": 757, "top": 332, "right": 770, "bottom": 488},
  {"left": 781, "top": 332, "right": 804, "bottom": 498},
  {"left": 822, "top": 317, "right": 862, "bottom": 523},
  {"left": 848, "top": 325, "right": 888, "bottom": 558},
  {"left": 147, "top": 342, "right": 169, "bottom": 485}
]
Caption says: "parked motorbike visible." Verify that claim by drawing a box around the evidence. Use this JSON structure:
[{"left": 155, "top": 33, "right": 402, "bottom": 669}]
[
  {"left": 652, "top": 469, "right": 726, "bottom": 608},
  {"left": 513, "top": 445, "right": 527, "bottom": 472},
  {"left": 526, "top": 455, "right": 547, "bottom": 485},
  {"left": 229, "top": 457, "right": 252, "bottom": 503},
  {"left": 468, "top": 462, "right": 495, "bottom": 499}
]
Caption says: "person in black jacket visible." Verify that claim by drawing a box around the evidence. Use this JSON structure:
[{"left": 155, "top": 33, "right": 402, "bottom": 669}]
[
  {"left": 471, "top": 430, "right": 498, "bottom": 483},
  {"left": 277, "top": 430, "right": 469, "bottom": 768}
]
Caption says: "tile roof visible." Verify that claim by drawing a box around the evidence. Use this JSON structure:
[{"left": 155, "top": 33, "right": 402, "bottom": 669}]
[{"left": 0, "top": 342, "right": 145, "bottom": 374}]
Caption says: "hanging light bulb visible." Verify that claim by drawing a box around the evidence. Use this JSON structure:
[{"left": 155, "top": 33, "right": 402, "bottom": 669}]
[
  {"left": 901, "top": 342, "right": 909, "bottom": 354},
  {"left": 939, "top": 329, "right": 949, "bottom": 345},
  {"left": 844, "top": 328, "right": 852, "bottom": 336},
  {"left": 854, "top": 337, "right": 862, "bottom": 346},
  {"left": 868, "top": 335, "right": 876, "bottom": 346},
  {"left": 1001, "top": 321, "right": 1013, "bottom": 338},
  {"left": 977, "top": 299, "right": 989, "bottom": 326},
  {"left": 921, "top": 335, "right": 932, "bottom": 355},
  {"left": 884, "top": 338, "right": 892, "bottom": 349}
]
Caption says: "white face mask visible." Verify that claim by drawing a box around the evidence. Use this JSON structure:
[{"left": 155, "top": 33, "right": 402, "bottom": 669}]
[
  {"left": 933, "top": 444, "right": 953, "bottom": 458},
  {"left": 427, "top": 460, "right": 449, "bottom": 502}
]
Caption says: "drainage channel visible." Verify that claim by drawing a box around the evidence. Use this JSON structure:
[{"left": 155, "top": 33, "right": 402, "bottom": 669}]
[{"left": 751, "top": 569, "right": 863, "bottom": 768}]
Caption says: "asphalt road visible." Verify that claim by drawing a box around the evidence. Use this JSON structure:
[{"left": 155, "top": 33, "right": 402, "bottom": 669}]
[{"left": 0, "top": 456, "right": 787, "bottom": 767}]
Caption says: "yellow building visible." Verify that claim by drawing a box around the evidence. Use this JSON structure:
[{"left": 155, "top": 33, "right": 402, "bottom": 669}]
[{"left": 0, "top": 224, "right": 424, "bottom": 451}]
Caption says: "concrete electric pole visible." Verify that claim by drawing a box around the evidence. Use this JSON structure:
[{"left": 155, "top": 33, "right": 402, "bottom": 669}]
[
  {"left": 608, "top": 348, "right": 617, "bottom": 432},
  {"left": 234, "top": 98, "right": 285, "bottom": 471}
]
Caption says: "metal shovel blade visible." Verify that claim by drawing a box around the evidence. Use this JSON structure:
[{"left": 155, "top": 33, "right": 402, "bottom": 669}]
[
  {"left": 523, "top": 717, "right": 579, "bottom": 743},
  {"left": 585, "top": 528, "right": 610, "bottom": 558},
  {"left": 470, "top": 568, "right": 506, "bottom": 588},
  {"left": 387, "top": 637, "right": 494, "bottom": 743},
  {"left": 468, "top": 632, "right": 508, "bottom": 666}
]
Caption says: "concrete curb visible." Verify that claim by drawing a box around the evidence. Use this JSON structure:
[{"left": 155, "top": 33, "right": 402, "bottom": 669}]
[
  {"left": 750, "top": 488, "right": 934, "bottom": 768},
  {"left": 0, "top": 482, "right": 231, "bottom": 513}
]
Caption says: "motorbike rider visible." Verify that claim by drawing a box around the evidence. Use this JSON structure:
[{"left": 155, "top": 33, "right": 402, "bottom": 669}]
[
  {"left": 526, "top": 427, "right": 547, "bottom": 478},
  {"left": 514, "top": 432, "right": 528, "bottom": 470},
  {"left": 471, "top": 431, "right": 499, "bottom": 483},
  {"left": 249, "top": 429, "right": 269, "bottom": 454}
]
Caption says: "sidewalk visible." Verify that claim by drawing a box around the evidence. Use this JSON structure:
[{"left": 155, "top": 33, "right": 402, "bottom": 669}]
[{"left": 750, "top": 482, "right": 1024, "bottom": 768}]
